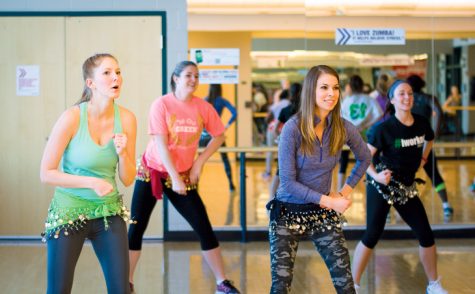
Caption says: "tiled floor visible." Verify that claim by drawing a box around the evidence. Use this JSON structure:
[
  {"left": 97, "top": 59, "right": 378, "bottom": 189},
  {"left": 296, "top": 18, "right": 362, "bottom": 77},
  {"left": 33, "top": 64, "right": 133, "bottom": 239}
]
[
  {"left": 2, "top": 239, "right": 475, "bottom": 293},
  {"left": 2, "top": 151, "right": 474, "bottom": 293}
]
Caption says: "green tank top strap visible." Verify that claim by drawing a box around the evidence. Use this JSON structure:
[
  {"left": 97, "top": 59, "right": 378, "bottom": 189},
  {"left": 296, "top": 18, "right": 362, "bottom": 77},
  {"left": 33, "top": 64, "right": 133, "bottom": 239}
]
[
  {"left": 113, "top": 103, "right": 123, "bottom": 133},
  {"left": 78, "top": 102, "right": 88, "bottom": 137}
]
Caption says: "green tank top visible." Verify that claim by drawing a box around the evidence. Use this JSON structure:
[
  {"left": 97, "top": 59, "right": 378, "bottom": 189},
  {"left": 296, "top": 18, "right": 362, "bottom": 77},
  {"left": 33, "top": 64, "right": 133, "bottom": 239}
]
[{"left": 42, "top": 102, "right": 131, "bottom": 241}]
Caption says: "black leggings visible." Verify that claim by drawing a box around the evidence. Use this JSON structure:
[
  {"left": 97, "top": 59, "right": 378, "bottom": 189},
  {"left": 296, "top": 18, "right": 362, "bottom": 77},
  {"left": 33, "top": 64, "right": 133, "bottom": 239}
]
[
  {"left": 47, "top": 216, "right": 129, "bottom": 294},
  {"left": 361, "top": 183, "right": 435, "bottom": 249},
  {"left": 128, "top": 179, "right": 219, "bottom": 251},
  {"left": 339, "top": 150, "right": 350, "bottom": 174},
  {"left": 423, "top": 150, "right": 444, "bottom": 189}
]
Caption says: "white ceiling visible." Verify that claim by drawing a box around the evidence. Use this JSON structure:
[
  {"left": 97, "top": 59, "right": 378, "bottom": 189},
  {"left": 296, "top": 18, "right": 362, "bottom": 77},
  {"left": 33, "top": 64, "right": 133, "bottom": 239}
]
[
  {"left": 188, "top": 0, "right": 475, "bottom": 17},
  {"left": 187, "top": 0, "right": 475, "bottom": 37}
]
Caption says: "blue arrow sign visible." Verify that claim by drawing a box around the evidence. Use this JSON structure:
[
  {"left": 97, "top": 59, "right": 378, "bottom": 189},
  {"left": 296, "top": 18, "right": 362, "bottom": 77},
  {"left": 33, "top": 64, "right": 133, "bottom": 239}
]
[
  {"left": 336, "top": 28, "right": 351, "bottom": 45},
  {"left": 335, "top": 28, "right": 405, "bottom": 45}
]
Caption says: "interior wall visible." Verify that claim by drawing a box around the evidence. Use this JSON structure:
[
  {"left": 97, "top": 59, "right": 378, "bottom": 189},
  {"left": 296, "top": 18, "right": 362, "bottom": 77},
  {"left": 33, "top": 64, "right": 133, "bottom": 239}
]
[
  {"left": 189, "top": 31, "right": 253, "bottom": 148},
  {"left": 190, "top": 14, "right": 475, "bottom": 38},
  {"left": 0, "top": 15, "right": 164, "bottom": 238},
  {"left": 0, "top": 1, "right": 188, "bottom": 92},
  {"left": 0, "top": 0, "right": 190, "bottom": 239},
  {"left": 0, "top": 17, "right": 65, "bottom": 236}
]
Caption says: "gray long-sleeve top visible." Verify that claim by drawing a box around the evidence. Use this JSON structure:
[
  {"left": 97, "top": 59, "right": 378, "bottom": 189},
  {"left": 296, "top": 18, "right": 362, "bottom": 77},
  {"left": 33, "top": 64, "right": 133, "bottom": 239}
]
[{"left": 276, "top": 115, "right": 371, "bottom": 204}]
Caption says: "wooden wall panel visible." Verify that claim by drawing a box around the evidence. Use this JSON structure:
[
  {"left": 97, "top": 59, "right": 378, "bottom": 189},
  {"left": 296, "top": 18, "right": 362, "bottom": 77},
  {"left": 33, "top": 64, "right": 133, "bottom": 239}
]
[
  {"left": 0, "top": 15, "right": 164, "bottom": 237},
  {"left": 0, "top": 17, "right": 65, "bottom": 235}
]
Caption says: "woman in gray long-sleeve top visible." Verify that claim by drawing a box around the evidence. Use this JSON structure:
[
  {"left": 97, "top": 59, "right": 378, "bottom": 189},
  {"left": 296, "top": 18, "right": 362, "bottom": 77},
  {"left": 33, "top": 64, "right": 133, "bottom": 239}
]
[{"left": 267, "top": 65, "right": 371, "bottom": 294}]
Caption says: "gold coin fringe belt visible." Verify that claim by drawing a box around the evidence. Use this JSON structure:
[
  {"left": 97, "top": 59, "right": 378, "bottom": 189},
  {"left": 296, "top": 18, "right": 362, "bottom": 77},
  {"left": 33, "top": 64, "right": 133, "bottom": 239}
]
[
  {"left": 164, "top": 173, "right": 198, "bottom": 191},
  {"left": 267, "top": 199, "right": 347, "bottom": 235},
  {"left": 136, "top": 157, "right": 198, "bottom": 191},
  {"left": 42, "top": 211, "right": 89, "bottom": 242},
  {"left": 136, "top": 157, "right": 151, "bottom": 182},
  {"left": 368, "top": 163, "right": 424, "bottom": 205},
  {"left": 41, "top": 201, "right": 134, "bottom": 242}
]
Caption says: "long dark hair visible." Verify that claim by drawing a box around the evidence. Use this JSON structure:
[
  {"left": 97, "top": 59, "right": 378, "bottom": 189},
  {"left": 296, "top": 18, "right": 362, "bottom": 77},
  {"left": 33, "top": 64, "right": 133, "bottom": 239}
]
[
  {"left": 289, "top": 82, "right": 302, "bottom": 114},
  {"left": 206, "top": 84, "right": 222, "bottom": 106},
  {"left": 170, "top": 60, "right": 198, "bottom": 93},
  {"left": 406, "top": 74, "right": 425, "bottom": 93},
  {"left": 376, "top": 73, "right": 390, "bottom": 96},
  {"left": 349, "top": 75, "right": 364, "bottom": 94},
  {"left": 77, "top": 53, "right": 118, "bottom": 104},
  {"left": 298, "top": 65, "right": 345, "bottom": 156}
]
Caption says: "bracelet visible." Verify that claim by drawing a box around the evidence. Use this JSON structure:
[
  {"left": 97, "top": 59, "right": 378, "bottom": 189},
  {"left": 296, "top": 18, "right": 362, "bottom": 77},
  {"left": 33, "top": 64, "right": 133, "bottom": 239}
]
[
  {"left": 338, "top": 192, "right": 344, "bottom": 197},
  {"left": 421, "top": 157, "right": 428, "bottom": 163}
]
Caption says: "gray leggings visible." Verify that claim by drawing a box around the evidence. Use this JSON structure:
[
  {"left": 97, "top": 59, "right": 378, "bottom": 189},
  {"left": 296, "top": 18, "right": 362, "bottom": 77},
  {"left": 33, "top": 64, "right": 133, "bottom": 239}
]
[
  {"left": 269, "top": 221, "right": 355, "bottom": 294},
  {"left": 46, "top": 216, "right": 130, "bottom": 294}
]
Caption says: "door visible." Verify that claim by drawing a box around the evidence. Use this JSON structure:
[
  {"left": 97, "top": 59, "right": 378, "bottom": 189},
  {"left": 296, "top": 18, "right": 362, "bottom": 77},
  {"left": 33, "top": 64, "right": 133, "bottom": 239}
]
[{"left": 0, "top": 14, "right": 164, "bottom": 237}]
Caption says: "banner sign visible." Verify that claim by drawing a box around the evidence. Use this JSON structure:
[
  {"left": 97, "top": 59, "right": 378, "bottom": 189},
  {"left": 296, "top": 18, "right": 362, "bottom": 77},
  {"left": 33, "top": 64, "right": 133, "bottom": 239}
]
[
  {"left": 199, "top": 69, "right": 239, "bottom": 84},
  {"left": 336, "top": 28, "right": 405, "bottom": 45},
  {"left": 359, "top": 55, "right": 414, "bottom": 66},
  {"left": 190, "top": 48, "right": 240, "bottom": 66}
]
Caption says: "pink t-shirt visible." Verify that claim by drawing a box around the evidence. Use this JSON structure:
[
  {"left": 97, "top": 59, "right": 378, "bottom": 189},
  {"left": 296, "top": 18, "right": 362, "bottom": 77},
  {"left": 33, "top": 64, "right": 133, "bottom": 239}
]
[{"left": 145, "top": 93, "right": 225, "bottom": 173}]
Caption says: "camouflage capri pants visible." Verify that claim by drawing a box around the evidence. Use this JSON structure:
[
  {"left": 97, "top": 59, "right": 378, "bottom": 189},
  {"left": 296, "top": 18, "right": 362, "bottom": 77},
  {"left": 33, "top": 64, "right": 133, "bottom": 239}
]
[{"left": 269, "top": 220, "right": 355, "bottom": 294}]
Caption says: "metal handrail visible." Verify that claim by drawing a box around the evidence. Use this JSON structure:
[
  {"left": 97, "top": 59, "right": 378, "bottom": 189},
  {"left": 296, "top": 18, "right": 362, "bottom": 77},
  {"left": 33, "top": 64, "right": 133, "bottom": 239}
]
[
  {"left": 199, "top": 141, "right": 475, "bottom": 242},
  {"left": 200, "top": 141, "right": 475, "bottom": 153},
  {"left": 445, "top": 106, "right": 475, "bottom": 111}
]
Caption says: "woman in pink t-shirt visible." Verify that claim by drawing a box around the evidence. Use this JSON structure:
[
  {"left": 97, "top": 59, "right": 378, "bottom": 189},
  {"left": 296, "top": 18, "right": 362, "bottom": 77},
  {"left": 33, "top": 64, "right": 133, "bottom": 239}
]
[{"left": 127, "top": 61, "right": 240, "bottom": 294}]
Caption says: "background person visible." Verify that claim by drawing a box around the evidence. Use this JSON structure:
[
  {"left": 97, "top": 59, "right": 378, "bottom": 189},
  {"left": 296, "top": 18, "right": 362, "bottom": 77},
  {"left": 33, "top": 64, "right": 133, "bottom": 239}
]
[
  {"left": 407, "top": 75, "right": 454, "bottom": 219},
  {"left": 127, "top": 61, "right": 240, "bottom": 294},
  {"left": 372, "top": 73, "right": 393, "bottom": 122},
  {"left": 338, "top": 75, "right": 382, "bottom": 189},
  {"left": 351, "top": 80, "right": 448, "bottom": 294},
  {"left": 268, "top": 82, "right": 302, "bottom": 200},
  {"left": 262, "top": 89, "right": 290, "bottom": 180},
  {"left": 199, "top": 83, "right": 237, "bottom": 192},
  {"left": 442, "top": 85, "right": 462, "bottom": 135},
  {"left": 252, "top": 82, "right": 269, "bottom": 145}
]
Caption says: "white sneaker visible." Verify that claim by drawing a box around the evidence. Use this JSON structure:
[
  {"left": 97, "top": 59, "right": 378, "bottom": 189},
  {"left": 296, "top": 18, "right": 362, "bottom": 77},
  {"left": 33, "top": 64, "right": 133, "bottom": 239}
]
[{"left": 426, "top": 277, "right": 448, "bottom": 294}]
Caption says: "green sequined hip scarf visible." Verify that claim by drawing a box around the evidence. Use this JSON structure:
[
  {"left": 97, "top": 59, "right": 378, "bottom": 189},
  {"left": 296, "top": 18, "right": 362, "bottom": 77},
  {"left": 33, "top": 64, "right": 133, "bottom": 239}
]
[{"left": 41, "top": 193, "right": 132, "bottom": 242}]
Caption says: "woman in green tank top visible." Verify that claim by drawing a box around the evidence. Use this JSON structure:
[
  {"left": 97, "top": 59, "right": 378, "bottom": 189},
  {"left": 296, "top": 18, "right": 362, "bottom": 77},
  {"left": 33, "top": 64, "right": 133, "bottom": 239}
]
[{"left": 40, "top": 53, "right": 137, "bottom": 293}]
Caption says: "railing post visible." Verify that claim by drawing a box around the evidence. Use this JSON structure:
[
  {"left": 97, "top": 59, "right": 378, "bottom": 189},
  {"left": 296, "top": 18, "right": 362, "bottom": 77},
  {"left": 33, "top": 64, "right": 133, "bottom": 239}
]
[
  {"left": 455, "top": 110, "right": 461, "bottom": 158},
  {"left": 239, "top": 151, "right": 247, "bottom": 242}
]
